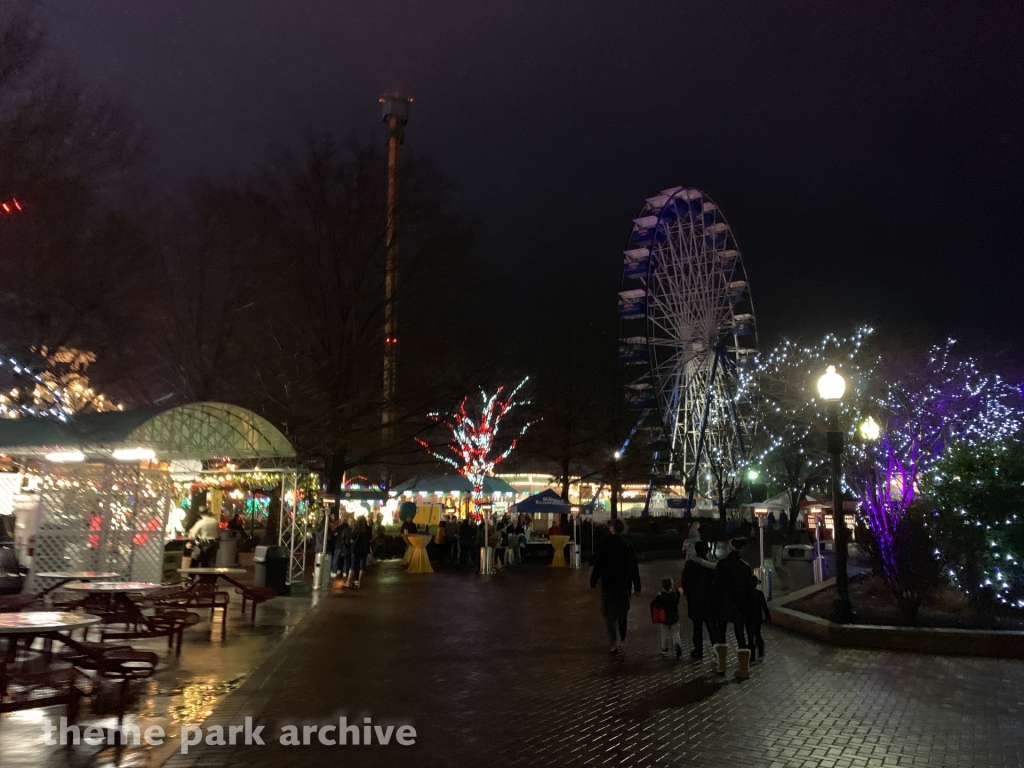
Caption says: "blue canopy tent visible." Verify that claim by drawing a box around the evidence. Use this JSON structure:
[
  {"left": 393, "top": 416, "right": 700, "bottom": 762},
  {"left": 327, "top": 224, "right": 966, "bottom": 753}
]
[{"left": 508, "top": 489, "right": 570, "bottom": 515}]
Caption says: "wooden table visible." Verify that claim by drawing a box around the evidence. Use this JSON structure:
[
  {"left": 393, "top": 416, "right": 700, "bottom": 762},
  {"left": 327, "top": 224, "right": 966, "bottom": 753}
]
[{"left": 405, "top": 534, "right": 433, "bottom": 574}]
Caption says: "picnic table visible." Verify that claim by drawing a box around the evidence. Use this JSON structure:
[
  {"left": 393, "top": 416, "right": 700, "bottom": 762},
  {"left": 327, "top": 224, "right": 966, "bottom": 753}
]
[
  {"left": 176, "top": 567, "right": 276, "bottom": 623},
  {"left": 61, "top": 582, "right": 162, "bottom": 627},
  {"left": 31, "top": 571, "right": 121, "bottom": 600},
  {"left": 0, "top": 612, "right": 100, "bottom": 696}
]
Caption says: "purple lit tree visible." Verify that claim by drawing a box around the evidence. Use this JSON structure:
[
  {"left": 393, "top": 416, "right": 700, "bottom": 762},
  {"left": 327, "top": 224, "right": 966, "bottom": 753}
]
[{"left": 851, "top": 341, "right": 1023, "bottom": 614}]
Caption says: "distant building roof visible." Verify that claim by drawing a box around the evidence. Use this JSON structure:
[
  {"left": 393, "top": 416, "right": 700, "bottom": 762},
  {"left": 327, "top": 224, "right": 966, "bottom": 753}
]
[
  {"left": 0, "top": 402, "right": 295, "bottom": 461},
  {"left": 389, "top": 475, "right": 517, "bottom": 496}
]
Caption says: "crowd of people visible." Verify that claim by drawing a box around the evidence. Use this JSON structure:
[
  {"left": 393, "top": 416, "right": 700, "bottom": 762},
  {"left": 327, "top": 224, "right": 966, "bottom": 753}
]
[
  {"left": 404, "top": 514, "right": 535, "bottom": 568},
  {"left": 591, "top": 519, "right": 770, "bottom": 680}
]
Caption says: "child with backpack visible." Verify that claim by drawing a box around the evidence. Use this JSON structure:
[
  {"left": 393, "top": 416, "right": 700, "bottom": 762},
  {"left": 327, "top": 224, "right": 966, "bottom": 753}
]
[
  {"left": 650, "top": 578, "right": 683, "bottom": 658},
  {"left": 746, "top": 575, "right": 771, "bottom": 661}
]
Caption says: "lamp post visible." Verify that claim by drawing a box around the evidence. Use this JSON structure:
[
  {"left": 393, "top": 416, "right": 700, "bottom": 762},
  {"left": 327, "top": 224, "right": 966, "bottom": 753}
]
[
  {"left": 817, "top": 365, "right": 852, "bottom": 622},
  {"left": 752, "top": 506, "right": 769, "bottom": 596}
]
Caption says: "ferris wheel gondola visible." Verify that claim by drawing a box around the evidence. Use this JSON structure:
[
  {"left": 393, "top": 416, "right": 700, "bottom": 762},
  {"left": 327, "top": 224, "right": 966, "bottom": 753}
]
[{"left": 617, "top": 187, "right": 757, "bottom": 513}]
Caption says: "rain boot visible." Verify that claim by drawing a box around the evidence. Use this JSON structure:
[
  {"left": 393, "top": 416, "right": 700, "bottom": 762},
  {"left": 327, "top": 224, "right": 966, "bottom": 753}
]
[
  {"left": 713, "top": 644, "right": 728, "bottom": 675},
  {"left": 734, "top": 648, "right": 751, "bottom": 680}
]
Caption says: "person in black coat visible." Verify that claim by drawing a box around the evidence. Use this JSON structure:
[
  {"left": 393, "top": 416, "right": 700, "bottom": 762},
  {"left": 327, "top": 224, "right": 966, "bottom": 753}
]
[
  {"left": 681, "top": 540, "right": 716, "bottom": 659},
  {"left": 346, "top": 520, "right": 371, "bottom": 588},
  {"left": 590, "top": 518, "right": 642, "bottom": 653},
  {"left": 711, "top": 538, "right": 754, "bottom": 678},
  {"left": 746, "top": 575, "right": 771, "bottom": 660}
]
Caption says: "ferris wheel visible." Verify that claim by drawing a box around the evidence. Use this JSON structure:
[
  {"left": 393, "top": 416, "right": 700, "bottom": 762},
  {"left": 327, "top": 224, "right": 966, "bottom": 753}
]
[{"left": 617, "top": 187, "right": 756, "bottom": 510}]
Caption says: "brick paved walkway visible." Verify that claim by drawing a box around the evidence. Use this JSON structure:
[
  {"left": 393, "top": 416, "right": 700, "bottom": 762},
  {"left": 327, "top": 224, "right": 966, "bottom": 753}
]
[{"left": 163, "top": 560, "right": 1024, "bottom": 768}]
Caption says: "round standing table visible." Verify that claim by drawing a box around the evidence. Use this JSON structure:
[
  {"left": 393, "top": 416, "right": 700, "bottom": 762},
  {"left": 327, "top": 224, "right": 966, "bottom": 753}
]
[
  {"left": 405, "top": 534, "right": 434, "bottom": 574},
  {"left": 548, "top": 535, "right": 571, "bottom": 568}
]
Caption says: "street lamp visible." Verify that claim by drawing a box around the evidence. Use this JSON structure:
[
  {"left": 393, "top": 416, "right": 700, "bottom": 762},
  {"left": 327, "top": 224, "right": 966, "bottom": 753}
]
[
  {"left": 817, "top": 365, "right": 852, "bottom": 622},
  {"left": 859, "top": 416, "right": 880, "bottom": 442}
]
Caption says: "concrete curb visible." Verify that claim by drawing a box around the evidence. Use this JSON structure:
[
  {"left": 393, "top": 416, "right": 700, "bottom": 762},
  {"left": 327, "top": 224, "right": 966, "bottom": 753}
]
[{"left": 768, "top": 579, "right": 1024, "bottom": 659}]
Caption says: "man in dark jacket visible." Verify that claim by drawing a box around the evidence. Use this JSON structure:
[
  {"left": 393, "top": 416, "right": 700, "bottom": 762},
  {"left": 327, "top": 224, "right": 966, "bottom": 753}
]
[
  {"left": 681, "top": 540, "right": 716, "bottom": 659},
  {"left": 711, "top": 538, "right": 754, "bottom": 679},
  {"left": 590, "top": 518, "right": 642, "bottom": 653}
]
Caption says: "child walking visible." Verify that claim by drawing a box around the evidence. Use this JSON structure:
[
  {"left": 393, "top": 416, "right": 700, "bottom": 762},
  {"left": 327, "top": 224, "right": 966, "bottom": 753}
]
[
  {"left": 651, "top": 578, "right": 683, "bottom": 658},
  {"left": 746, "top": 576, "right": 771, "bottom": 661}
]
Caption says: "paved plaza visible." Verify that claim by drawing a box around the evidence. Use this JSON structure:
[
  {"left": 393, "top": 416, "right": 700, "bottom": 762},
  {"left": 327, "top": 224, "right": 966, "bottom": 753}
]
[{"left": 153, "top": 560, "right": 1024, "bottom": 768}]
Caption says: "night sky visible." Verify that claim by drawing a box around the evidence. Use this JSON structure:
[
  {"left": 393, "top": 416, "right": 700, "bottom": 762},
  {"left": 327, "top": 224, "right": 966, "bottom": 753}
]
[{"left": 33, "top": 0, "right": 1024, "bottom": 358}]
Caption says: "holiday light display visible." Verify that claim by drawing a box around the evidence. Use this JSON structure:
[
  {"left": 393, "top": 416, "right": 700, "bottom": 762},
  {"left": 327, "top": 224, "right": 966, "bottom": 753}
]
[
  {"left": 415, "top": 378, "right": 532, "bottom": 504},
  {"left": 0, "top": 346, "right": 121, "bottom": 419},
  {"left": 741, "top": 327, "right": 875, "bottom": 521},
  {"left": 851, "top": 340, "right": 1024, "bottom": 604}
]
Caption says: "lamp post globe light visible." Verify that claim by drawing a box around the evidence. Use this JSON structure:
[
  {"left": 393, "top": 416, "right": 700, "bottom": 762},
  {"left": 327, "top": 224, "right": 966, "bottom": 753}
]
[{"left": 817, "top": 365, "right": 852, "bottom": 622}]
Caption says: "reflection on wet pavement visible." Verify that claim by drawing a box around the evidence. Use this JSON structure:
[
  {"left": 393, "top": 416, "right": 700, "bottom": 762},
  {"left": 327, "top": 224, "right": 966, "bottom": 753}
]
[{"left": 0, "top": 593, "right": 317, "bottom": 768}]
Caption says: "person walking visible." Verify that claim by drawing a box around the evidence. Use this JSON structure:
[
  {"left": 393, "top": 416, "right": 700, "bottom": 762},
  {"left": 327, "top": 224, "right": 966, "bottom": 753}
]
[
  {"left": 332, "top": 518, "right": 352, "bottom": 580},
  {"left": 590, "top": 518, "right": 642, "bottom": 653},
  {"left": 346, "top": 519, "right": 371, "bottom": 588},
  {"left": 651, "top": 578, "right": 683, "bottom": 658},
  {"left": 681, "top": 540, "right": 716, "bottom": 659},
  {"left": 188, "top": 507, "right": 221, "bottom": 568},
  {"left": 711, "top": 538, "right": 754, "bottom": 679},
  {"left": 746, "top": 575, "right": 771, "bottom": 661}
]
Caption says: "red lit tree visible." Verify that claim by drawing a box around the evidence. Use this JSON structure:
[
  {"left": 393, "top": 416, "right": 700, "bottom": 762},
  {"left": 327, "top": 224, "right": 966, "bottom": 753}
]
[{"left": 415, "top": 378, "right": 532, "bottom": 505}]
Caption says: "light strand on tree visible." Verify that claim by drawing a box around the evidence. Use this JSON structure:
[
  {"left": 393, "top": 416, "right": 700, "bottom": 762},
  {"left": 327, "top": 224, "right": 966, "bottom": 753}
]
[{"left": 415, "top": 377, "right": 532, "bottom": 502}]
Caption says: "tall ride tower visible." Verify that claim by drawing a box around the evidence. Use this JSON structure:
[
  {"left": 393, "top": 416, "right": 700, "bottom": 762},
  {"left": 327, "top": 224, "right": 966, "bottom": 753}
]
[{"left": 380, "top": 95, "right": 411, "bottom": 458}]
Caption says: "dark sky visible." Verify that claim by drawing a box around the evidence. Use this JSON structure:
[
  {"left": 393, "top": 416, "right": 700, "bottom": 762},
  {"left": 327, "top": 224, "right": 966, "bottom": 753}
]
[{"left": 32, "top": 0, "right": 1024, "bottom": 357}]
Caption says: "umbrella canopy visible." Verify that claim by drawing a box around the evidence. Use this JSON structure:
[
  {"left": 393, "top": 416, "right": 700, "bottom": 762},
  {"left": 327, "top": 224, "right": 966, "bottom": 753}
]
[{"left": 509, "top": 488, "right": 570, "bottom": 515}]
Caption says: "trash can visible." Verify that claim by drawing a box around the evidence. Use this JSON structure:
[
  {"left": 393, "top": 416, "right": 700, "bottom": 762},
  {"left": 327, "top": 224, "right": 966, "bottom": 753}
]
[
  {"left": 254, "top": 545, "right": 289, "bottom": 596},
  {"left": 781, "top": 544, "right": 818, "bottom": 590},
  {"left": 216, "top": 529, "right": 239, "bottom": 567},
  {"left": 162, "top": 540, "right": 186, "bottom": 584}
]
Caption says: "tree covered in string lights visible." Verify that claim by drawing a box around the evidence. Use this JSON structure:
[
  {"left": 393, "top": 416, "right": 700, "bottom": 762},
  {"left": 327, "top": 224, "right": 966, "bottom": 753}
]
[
  {"left": 923, "top": 437, "right": 1024, "bottom": 610},
  {"left": 0, "top": 346, "right": 121, "bottom": 419},
  {"left": 415, "top": 378, "right": 533, "bottom": 505},
  {"left": 743, "top": 327, "right": 875, "bottom": 530},
  {"left": 850, "top": 340, "right": 1024, "bottom": 616}
]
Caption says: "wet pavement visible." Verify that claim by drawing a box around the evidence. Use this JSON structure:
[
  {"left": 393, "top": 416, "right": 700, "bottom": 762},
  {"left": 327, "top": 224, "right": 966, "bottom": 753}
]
[
  {"left": 1, "top": 586, "right": 320, "bottom": 768},
  {"left": 7, "top": 558, "right": 1024, "bottom": 768}
]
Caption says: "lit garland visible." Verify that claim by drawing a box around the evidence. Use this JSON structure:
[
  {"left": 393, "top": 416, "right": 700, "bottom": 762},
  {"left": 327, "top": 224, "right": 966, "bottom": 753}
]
[{"left": 415, "top": 378, "right": 532, "bottom": 504}]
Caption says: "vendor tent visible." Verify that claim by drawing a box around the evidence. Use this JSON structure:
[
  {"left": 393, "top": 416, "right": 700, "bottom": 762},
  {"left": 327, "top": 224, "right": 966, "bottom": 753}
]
[
  {"left": 509, "top": 489, "right": 570, "bottom": 515},
  {"left": 0, "top": 402, "right": 296, "bottom": 591},
  {"left": 741, "top": 492, "right": 791, "bottom": 512}
]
